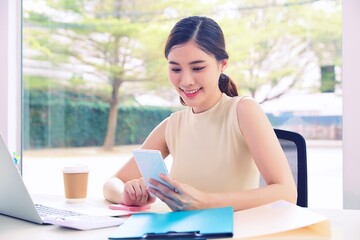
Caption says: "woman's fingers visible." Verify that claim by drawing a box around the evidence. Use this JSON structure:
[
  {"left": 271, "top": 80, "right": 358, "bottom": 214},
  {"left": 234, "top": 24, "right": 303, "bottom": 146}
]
[
  {"left": 124, "top": 183, "right": 137, "bottom": 201},
  {"left": 147, "top": 176, "right": 189, "bottom": 211},
  {"left": 148, "top": 178, "right": 178, "bottom": 197},
  {"left": 147, "top": 186, "right": 182, "bottom": 211},
  {"left": 159, "top": 174, "right": 183, "bottom": 194},
  {"left": 123, "top": 178, "right": 152, "bottom": 205}
]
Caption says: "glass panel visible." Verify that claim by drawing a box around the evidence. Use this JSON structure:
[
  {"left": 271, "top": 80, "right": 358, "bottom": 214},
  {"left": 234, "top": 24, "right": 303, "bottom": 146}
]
[{"left": 22, "top": 0, "right": 342, "bottom": 208}]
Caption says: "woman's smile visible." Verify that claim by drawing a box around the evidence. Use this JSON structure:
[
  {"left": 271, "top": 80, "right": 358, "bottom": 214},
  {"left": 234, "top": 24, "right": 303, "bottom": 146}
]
[
  {"left": 181, "top": 87, "right": 202, "bottom": 98},
  {"left": 167, "top": 41, "right": 225, "bottom": 112}
]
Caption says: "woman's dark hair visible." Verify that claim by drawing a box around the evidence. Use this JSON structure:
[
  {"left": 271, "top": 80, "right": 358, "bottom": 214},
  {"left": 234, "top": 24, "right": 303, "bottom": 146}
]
[{"left": 164, "top": 16, "right": 238, "bottom": 105}]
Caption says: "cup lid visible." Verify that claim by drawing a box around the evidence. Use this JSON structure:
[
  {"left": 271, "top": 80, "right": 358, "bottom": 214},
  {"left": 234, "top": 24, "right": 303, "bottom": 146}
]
[{"left": 62, "top": 164, "right": 89, "bottom": 173}]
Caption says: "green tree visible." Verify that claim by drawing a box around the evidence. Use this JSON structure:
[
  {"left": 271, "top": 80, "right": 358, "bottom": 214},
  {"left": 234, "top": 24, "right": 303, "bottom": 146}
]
[
  {"left": 23, "top": 0, "right": 215, "bottom": 149},
  {"left": 23, "top": 0, "right": 341, "bottom": 149},
  {"left": 221, "top": 0, "right": 341, "bottom": 102},
  {"left": 24, "top": 0, "right": 150, "bottom": 149}
]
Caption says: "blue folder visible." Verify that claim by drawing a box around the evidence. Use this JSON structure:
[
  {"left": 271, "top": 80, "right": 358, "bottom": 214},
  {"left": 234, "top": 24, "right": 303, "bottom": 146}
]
[{"left": 108, "top": 206, "right": 233, "bottom": 239}]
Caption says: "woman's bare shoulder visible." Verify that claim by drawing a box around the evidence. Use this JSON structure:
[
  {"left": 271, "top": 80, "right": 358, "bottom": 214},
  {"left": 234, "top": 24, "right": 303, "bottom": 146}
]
[{"left": 236, "top": 96, "right": 261, "bottom": 112}]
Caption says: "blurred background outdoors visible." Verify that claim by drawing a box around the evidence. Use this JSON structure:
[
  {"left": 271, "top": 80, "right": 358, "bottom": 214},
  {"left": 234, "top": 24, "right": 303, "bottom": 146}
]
[{"left": 21, "top": 0, "right": 342, "bottom": 209}]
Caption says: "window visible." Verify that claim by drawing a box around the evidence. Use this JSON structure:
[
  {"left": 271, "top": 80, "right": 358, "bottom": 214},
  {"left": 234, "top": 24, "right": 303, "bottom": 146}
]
[{"left": 22, "top": 0, "right": 342, "bottom": 208}]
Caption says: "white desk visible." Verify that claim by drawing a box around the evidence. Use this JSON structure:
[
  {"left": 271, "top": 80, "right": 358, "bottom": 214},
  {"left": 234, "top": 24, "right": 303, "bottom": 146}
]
[{"left": 1, "top": 196, "right": 360, "bottom": 240}]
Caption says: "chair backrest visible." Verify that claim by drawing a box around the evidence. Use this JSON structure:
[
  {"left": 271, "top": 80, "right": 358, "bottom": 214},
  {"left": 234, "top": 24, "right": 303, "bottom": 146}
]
[{"left": 260, "top": 128, "right": 308, "bottom": 207}]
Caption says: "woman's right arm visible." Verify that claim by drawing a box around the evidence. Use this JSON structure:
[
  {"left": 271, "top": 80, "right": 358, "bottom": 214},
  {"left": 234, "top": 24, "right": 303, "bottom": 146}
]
[
  {"left": 103, "top": 117, "right": 170, "bottom": 205},
  {"left": 102, "top": 158, "right": 144, "bottom": 204}
]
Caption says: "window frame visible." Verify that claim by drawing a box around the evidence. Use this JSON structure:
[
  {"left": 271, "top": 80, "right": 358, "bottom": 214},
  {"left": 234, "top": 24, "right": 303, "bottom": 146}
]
[
  {"left": 342, "top": 0, "right": 360, "bottom": 209},
  {"left": 0, "top": 0, "right": 22, "bottom": 172}
]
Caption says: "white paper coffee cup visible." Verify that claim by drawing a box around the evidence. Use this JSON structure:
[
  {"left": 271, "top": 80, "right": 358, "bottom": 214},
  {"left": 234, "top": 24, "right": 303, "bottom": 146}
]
[{"left": 62, "top": 164, "right": 89, "bottom": 202}]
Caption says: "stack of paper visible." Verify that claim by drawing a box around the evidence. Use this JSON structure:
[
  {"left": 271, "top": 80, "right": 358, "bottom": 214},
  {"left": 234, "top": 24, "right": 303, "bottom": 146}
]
[{"left": 233, "top": 200, "right": 331, "bottom": 239}]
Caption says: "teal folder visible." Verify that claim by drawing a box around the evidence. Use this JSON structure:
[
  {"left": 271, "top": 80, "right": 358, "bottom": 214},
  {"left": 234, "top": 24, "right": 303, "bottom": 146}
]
[{"left": 108, "top": 207, "right": 233, "bottom": 239}]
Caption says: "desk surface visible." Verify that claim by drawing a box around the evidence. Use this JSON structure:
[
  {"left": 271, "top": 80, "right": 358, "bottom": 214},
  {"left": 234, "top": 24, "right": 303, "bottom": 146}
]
[{"left": 1, "top": 196, "right": 360, "bottom": 240}]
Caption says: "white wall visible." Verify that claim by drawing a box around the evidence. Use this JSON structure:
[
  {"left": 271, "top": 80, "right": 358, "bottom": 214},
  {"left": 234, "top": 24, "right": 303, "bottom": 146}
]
[
  {"left": 0, "top": 0, "right": 22, "bottom": 161},
  {"left": 343, "top": 1, "right": 360, "bottom": 209}
]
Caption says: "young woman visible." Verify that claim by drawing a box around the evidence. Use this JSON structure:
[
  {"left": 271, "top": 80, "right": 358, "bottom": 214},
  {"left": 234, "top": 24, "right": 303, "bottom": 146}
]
[{"left": 103, "top": 16, "right": 297, "bottom": 211}]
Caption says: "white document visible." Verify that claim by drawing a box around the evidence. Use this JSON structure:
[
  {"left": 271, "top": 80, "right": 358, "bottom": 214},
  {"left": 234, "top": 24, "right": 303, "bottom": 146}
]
[{"left": 233, "top": 200, "right": 331, "bottom": 239}]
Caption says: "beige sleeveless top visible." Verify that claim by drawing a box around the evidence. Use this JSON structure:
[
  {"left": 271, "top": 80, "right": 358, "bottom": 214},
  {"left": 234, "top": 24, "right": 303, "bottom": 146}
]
[{"left": 165, "top": 94, "right": 259, "bottom": 193}]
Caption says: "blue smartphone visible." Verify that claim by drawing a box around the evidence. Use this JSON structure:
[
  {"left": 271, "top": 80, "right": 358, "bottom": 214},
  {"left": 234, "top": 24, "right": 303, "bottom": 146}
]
[{"left": 132, "top": 149, "right": 174, "bottom": 191}]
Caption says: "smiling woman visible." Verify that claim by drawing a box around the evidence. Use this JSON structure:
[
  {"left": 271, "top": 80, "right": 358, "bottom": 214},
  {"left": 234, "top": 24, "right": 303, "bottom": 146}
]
[
  {"left": 103, "top": 16, "right": 297, "bottom": 212},
  {"left": 20, "top": 0, "right": 346, "bottom": 210}
]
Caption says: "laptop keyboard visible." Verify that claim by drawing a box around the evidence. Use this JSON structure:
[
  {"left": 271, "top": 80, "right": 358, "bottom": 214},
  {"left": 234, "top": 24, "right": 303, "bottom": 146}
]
[{"left": 35, "top": 204, "right": 84, "bottom": 217}]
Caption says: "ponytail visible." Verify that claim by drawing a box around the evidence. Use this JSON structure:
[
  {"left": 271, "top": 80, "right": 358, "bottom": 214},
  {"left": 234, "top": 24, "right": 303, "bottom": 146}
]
[{"left": 219, "top": 73, "right": 238, "bottom": 97}]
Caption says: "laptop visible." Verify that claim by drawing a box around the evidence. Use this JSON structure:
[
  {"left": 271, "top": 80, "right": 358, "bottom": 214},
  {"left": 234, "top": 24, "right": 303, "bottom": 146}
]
[{"left": 0, "top": 135, "right": 124, "bottom": 230}]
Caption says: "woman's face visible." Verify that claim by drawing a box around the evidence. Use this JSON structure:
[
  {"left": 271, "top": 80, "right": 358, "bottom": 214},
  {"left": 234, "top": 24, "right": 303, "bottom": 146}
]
[{"left": 167, "top": 41, "right": 227, "bottom": 113}]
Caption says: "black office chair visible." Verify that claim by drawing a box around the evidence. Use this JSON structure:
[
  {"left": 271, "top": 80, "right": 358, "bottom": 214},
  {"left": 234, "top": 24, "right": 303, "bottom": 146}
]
[{"left": 260, "top": 128, "right": 308, "bottom": 207}]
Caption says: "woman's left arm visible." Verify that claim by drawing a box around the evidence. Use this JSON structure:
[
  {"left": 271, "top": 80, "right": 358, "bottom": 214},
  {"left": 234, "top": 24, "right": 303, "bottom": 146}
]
[
  {"left": 224, "top": 97, "right": 297, "bottom": 209},
  {"left": 148, "top": 97, "right": 297, "bottom": 211}
]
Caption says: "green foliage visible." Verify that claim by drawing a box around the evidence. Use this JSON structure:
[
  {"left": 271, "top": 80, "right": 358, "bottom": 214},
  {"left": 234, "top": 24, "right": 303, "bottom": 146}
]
[
  {"left": 69, "top": 75, "right": 86, "bottom": 86},
  {"left": 221, "top": 0, "right": 341, "bottom": 100},
  {"left": 24, "top": 0, "right": 342, "bottom": 94},
  {"left": 47, "top": 0, "right": 84, "bottom": 13},
  {"left": 320, "top": 65, "right": 336, "bottom": 93},
  {"left": 22, "top": 0, "right": 342, "bottom": 148},
  {"left": 23, "top": 75, "right": 62, "bottom": 89},
  {"left": 27, "top": 11, "right": 52, "bottom": 24},
  {"left": 23, "top": 90, "right": 174, "bottom": 149}
]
